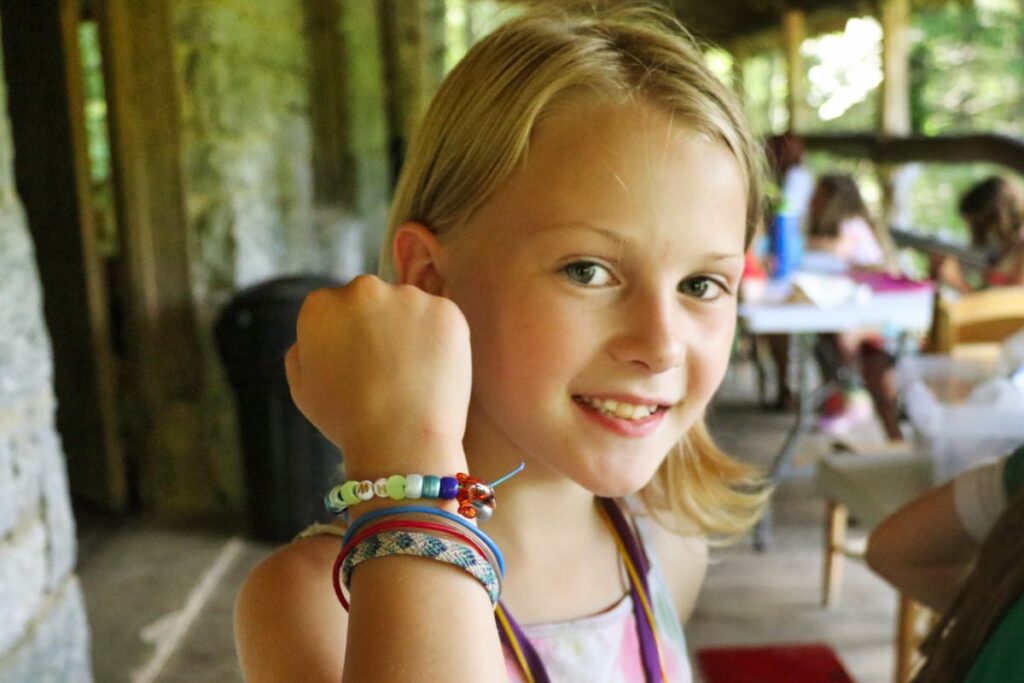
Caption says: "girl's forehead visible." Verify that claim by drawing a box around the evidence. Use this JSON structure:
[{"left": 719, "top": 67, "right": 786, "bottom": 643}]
[
  {"left": 454, "top": 101, "right": 747, "bottom": 259},
  {"left": 532, "top": 99, "right": 708, "bottom": 160}
]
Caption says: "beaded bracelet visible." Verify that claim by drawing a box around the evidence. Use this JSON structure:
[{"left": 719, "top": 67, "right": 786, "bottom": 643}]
[
  {"left": 333, "top": 521, "right": 501, "bottom": 610},
  {"left": 325, "top": 462, "right": 524, "bottom": 521},
  {"left": 342, "top": 505, "right": 506, "bottom": 577}
]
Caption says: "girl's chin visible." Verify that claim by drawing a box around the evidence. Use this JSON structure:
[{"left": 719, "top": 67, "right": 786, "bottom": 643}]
[{"left": 575, "top": 464, "right": 662, "bottom": 500}]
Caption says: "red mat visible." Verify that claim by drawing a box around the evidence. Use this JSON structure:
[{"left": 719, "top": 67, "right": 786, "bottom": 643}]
[{"left": 697, "top": 643, "right": 856, "bottom": 683}]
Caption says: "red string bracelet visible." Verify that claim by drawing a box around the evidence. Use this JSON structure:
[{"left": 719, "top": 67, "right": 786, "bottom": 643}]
[{"left": 332, "top": 519, "right": 492, "bottom": 610}]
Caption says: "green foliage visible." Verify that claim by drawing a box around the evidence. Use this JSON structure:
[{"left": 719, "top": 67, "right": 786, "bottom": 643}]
[
  {"left": 904, "top": 0, "right": 1023, "bottom": 236},
  {"left": 742, "top": 51, "right": 788, "bottom": 135},
  {"left": 743, "top": 0, "right": 1023, "bottom": 241},
  {"left": 911, "top": 0, "right": 1024, "bottom": 136},
  {"left": 79, "top": 22, "right": 109, "bottom": 185}
]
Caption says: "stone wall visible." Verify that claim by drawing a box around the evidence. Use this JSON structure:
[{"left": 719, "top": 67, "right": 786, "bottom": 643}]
[
  {"left": 170, "top": 0, "right": 391, "bottom": 512},
  {"left": 0, "top": 32, "right": 92, "bottom": 683}
]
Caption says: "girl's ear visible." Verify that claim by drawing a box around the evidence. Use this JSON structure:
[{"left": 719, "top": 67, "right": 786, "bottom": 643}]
[{"left": 392, "top": 222, "right": 450, "bottom": 296}]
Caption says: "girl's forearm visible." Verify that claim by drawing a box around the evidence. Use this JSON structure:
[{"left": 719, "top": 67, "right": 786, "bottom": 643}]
[
  {"left": 874, "top": 561, "right": 974, "bottom": 613},
  {"left": 343, "top": 555, "right": 508, "bottom": 682},
  {"left": 866, "top": 482, "right": 979, "bottom": 612}
]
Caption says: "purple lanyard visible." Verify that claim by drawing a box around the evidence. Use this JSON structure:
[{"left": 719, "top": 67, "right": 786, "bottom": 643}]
[{"left": 494, "top": 498, "right": 664, "bottom": 682}]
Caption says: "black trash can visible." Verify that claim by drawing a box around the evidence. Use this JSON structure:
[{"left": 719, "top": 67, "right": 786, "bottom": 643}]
[{"left": 215, "top": 275, "right": 344, "bottom": 542}]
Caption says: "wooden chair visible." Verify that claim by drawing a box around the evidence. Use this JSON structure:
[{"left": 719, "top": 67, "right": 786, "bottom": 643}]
[
  {"left": 930, "top": 285, "right": 1024, "bottom": 358},
  {"left": 817, "top": 451, "right": 934, "bottom": 683}
]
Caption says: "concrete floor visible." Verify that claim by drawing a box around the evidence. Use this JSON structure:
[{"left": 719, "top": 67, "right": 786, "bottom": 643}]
[{"left": 76, "top": 361, "right": 907, "bottom": 682}]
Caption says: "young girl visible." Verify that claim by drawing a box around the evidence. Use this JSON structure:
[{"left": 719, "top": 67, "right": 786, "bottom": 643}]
[
  {"left": 805, "top": 173, "right": 887, "bottom": 268},
  {"left": 931, "top": 175, "right": 1024, "bottom": 292},
  {"left": 234, "top": 6, "right": 768, "bottom": 681},
  {"left": 765, "top": 173, "right": 900, "bottom": 437}
]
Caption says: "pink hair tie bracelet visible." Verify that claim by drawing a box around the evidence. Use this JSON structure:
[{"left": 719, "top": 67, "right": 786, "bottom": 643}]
[{"left": 324, "top": 462, "right": 524, "bottom": 521}]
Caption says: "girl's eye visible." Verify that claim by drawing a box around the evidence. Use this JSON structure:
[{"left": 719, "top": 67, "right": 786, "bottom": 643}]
[
  {"left": 562, "top": 261, "right": 614, "bottom": 287},
  {"left": 679, "top": 276, "right": 727, "bottom": 300}
]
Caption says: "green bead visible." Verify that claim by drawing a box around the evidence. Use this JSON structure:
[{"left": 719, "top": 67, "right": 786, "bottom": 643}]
[
  {"left": 422, "top": 475, "right": 441, "bottom": 498},
  {"left": 340, "top": 480, "right": 361, "bottom": 506},
  {"left": 386, "top": 474, "right": 406, "bottom": 500}
]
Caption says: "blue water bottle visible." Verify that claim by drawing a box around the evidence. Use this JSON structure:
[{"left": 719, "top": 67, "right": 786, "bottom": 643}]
[{"left": 769, "top": 202, "right": 802, "bottom": 279}]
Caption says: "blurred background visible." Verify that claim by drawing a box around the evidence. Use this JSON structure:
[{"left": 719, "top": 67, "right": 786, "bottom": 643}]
[{"left": 0, "top": 0, "right": 1021, "bottom": 681}]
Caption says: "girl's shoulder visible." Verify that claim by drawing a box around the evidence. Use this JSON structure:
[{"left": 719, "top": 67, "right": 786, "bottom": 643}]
[{"left": 234, "top": 533, "right": 348, "bottom": 683}]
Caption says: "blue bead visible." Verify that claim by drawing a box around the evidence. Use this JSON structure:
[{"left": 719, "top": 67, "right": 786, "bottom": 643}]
[
  {"left": 439, "top": 476, "right": 458, "bottom": 500},
  {"left": 422, "top": 475, "right": 441, "bottom": 498}
]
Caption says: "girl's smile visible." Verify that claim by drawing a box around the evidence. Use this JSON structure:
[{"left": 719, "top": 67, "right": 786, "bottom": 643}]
[
  {"left": 573, "top": 394, "right": 670, "bottom": 437},
  {"left": 441, "top": 98, "right": 747, "bottom": 497}
]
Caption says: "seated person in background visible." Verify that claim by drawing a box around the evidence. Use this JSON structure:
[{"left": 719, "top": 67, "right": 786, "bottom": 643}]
[
  {"left": 805, "top": 173, "right": 887, "bottom": 267},
  {"left": 866, "top": 445, "right": 1024, "bottom": 682},
  {"left": 931, "top": 175, "right": 1024, "bottom": 292},
  {"left": 766, "top": 132, "right": 815, "bottom": 231},
  {"left": 767, "top": 174, "right": 902, "bottom": 440},
  {"left": 761, "top": 133, "right": 813, "bottom": 410}
]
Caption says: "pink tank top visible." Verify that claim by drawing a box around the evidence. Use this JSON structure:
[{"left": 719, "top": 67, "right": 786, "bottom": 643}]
[{"left": 502, "top": 514, "right": 693, "bottom": 682}]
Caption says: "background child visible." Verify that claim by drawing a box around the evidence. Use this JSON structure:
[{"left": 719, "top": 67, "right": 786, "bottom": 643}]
[
  {"left": 234, "top": 6, "right": 768, "bottom": 681},
  {"left": 866, "top": 445, "right": 1024, "bottom": 681},
  {"left": 764, "top": 173, "right": 902, "bottom": 439},
  {"left": 805, "top": 173, "right": 887, "bottom": 268},
  {"left": 931, "top": 175, "right": 1024, "bottom": 292}
]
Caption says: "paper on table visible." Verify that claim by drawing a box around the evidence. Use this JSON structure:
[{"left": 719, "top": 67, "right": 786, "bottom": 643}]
[{"left": 787, "top": 273, "right": 872, "bottom": 308}]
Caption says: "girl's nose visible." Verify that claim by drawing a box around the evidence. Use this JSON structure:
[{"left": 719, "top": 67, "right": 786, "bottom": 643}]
[{"left": 609, "top": 295, "right": 685, "bottom": 374}]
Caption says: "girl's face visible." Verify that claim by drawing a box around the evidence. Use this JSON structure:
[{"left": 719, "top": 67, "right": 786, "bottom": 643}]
[{"left": 441, "top": 100, "right": 747, "bottom": 497}]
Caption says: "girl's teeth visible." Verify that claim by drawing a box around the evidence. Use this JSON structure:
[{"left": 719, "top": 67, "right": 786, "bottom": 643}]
[{"left": 584, "top": 397, "right": 658, "bottom": 420}]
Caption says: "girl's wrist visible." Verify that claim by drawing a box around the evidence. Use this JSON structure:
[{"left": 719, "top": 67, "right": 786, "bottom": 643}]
[{"left": 340, "top": 441, "right": 468, "bottom": 481}]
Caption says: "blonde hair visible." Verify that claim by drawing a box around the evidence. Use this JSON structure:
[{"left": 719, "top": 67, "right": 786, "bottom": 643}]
[{"left": 379, "top": 4, "right": 769, "bottom": 538}]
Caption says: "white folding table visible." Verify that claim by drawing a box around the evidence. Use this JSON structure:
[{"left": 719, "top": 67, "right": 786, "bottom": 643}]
[{"left": 738, "top": 278, "right": 935, "bottom": 550}]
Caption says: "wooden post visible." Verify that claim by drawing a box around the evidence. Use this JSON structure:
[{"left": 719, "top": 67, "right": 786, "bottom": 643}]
[
  {"left": 305, "top": 0, "right": 390, "bottom": 221},
  {"left": 377, "top": 0, "right": 447, "bottom": 181},
  {"left": 96, "top": 0, "right": 211, "bottom": 514},
  {"left": 0, "top": 0, "right": 127, "bottom": 509},
  {"left": 878, "top": 0, "right": 912, "bottom": 263},
  {"left": 305, "top": 0, "right": 354, "bottom": 209},
  {"left": 880, "top": 0, "right": 912, "bottom": 137},
  {"left": 782, "top": 10, "right": 807, "bottom": 132},
  {"left": 894, "top": 594, "right": 917, "bottom": 683},
  {"left": 822, "top": 500, "right": 848, "bottom": 607}
]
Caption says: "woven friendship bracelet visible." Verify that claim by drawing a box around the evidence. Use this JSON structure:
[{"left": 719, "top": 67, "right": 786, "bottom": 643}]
[
  {"left": 325, "top": 463, "right": 524, "bottom": 521},
  {"left": 332, "top": 518, "right": 500, "bottom": 611},
  {"left": 342, "top": 529, "right": 500, "bottom": 606},
  {"left": 342, "top": 505, "right": 506, "bottom": 577}
]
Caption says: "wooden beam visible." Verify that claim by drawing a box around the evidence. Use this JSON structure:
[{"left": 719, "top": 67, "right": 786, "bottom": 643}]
[
  {"left": 0, "top": 0, "right": 127, "bottom": 509},
  {"left": 97, "top": 0, "right": 210, "bottom": 514},
  {"left": 801, "top": 133, "right": 1024, "bottom": 174},
  {"left": 781, "top": 9, "right": 807, "bottom": 132}
]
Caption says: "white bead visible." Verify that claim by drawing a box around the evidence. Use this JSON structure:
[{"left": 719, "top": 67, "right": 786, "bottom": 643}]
[
  {"left": 355, "top": 480, "right": 374, "bottom": 501},
  {"left": 325, "top": 488, "right": 348, "bottom": 513},
  {"left": 373, "top": 478, "right": 390, "bottom": 498},
  {"left": 405, "top": 474, "right": 424, "bottom": 498}
]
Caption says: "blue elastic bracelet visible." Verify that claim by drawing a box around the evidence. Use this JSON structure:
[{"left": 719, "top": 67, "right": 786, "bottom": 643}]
[{"left": 342, "top": 504, "right": 505, "bottom": 577}]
